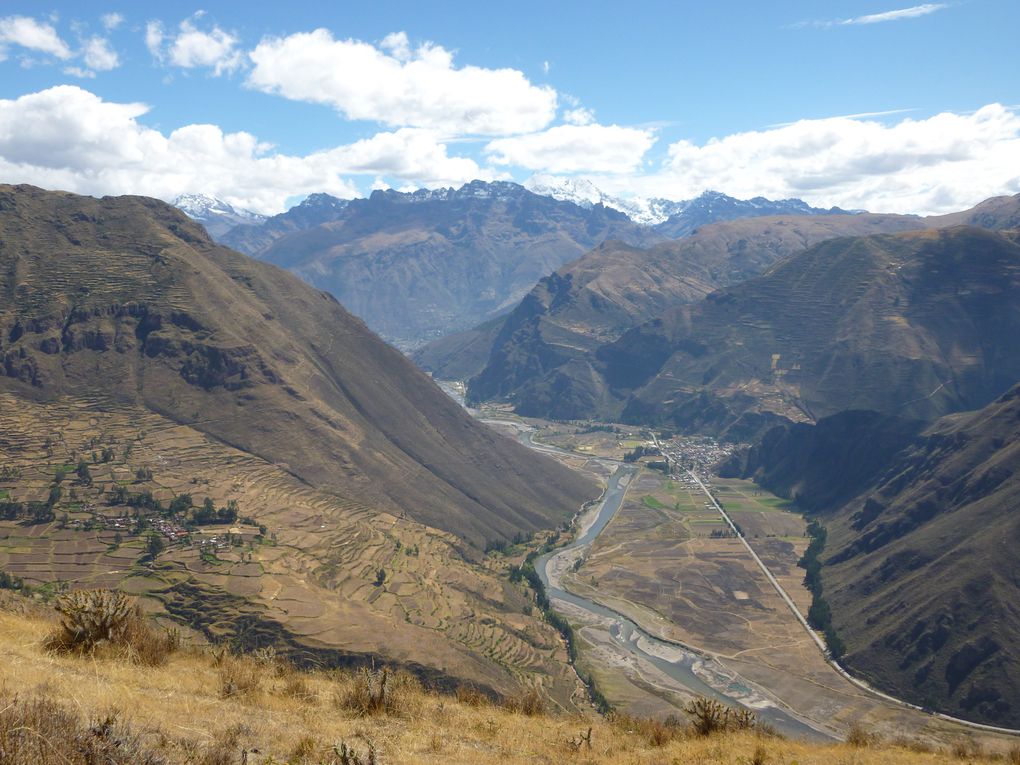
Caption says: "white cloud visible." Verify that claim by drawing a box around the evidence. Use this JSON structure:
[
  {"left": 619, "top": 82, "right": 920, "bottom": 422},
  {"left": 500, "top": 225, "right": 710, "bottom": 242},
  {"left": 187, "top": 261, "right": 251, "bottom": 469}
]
[
  {"left": 247, "top": 29, "right": 557, "bottom": 135},
  {"left": 588, "top": 105, "right": 1020, "bottom": 215},
  {"left": 563, "top": 107, "right": 595, "bottom": 126},
  {"left": 0, "top": 15, "right": 72, "bottom": 59},
  {"left": 62, "top": 66, "right": 94, "bottom": 79},
  {"left": 101, "top": 12, "right": 124, "bottom": 31},
  {"left": 0, "top": 86, "right": 498, "bottom": 213},
  {"left": 167, "top": 18, "right": 242, "bottom": 74},
  {"left": 144, "top": 20, "right": 163, "bottom": 59},
  {"left": 145, "top": 16, "right": 241, "bottom": 75},
  {"left": 486, "top": 123, "right": 656, "bottom": 174},
  {"left": 803, "top": 3, "right": 947, "bottom": 28},
  {"left": 82, "top": 36, "right": 119, "bottom": 71}
]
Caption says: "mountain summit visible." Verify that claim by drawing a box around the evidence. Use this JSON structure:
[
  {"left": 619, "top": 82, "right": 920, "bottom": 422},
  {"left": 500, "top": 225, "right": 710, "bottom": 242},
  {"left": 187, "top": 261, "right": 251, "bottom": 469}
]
[{"left": 172, "top": 193, "right": 266, "bottom": 238}]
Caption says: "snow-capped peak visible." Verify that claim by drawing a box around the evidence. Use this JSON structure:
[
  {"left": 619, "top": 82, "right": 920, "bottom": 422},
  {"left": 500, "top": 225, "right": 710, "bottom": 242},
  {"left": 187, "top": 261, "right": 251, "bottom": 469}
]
[
  {"left": 172, "top": 193, "right": 266, "bottom": 225},
  {"left": 523, "top": 174, "right": 683, "bottom": 225}
]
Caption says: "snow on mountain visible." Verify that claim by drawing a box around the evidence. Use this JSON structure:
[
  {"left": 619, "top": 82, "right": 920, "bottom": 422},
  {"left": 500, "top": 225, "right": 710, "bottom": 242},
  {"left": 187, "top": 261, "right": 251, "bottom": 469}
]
[
  {"left": 173, "top": 193, "right": 267, "bottom": 238},
  {"left": 524, "top": 175, "right": 857, "bottom": 229},
  {"left": 524, "top": 174, "right": 683, "bottom": 225}
]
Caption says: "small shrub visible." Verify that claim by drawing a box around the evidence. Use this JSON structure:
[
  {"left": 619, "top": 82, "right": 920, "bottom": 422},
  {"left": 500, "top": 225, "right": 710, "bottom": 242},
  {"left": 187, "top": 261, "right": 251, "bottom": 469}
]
[
  {"left": 503, "top": 686, "right": 545, "bottom": 716},
  {"left": 334, "top": 668, "right": 395, "bottom": 716},
  {"left": 611, "top": 712, "right": 685, "bottom": 746},
  {"left": 282, "top": 672, "right": 316, "bottom": 702},
  {"left": 682, "top": 697, "right": 759, "bottom": 736},
  {"left": 846, "top": 721, "right": 879, "bottom": 748},
  {"left": 951, "top": 737, "right": 983, "bottom": 759},
  {"left": 455, "top": 684, "right": 490, "bottom": 707}
]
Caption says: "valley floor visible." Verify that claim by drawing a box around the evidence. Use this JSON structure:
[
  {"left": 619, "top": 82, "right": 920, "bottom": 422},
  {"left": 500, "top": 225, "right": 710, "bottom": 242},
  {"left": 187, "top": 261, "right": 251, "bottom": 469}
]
[{"left": 484, "top": 411, "right": 1020, "bottom": 754}]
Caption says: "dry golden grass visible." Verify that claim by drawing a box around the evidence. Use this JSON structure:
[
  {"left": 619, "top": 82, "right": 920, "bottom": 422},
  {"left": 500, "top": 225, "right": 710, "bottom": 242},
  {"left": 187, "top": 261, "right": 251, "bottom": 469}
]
[{"left": 0, "top": 597, "right": 1015, "bottom": 764}]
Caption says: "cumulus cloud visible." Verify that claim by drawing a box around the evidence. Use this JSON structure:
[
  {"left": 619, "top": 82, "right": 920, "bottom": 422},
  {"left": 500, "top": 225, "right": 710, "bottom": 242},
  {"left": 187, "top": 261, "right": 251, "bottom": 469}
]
[
  {"left": 0, "top": 86, "right": 497, "bottom": 213},
  {"left": 486, "top": 123, "right": 656, "bottom": 174},
  {"left": 589, "top": 105, "right": 1020, "bottom": 215},
  {"left": 0, "top": 15, "right": 72, "bottom": 60},
  {"left": 247, "top": 29, "right": 557, "bottom": 134},
  {"left": 146, "top": 16, "right": 242, "bottom": 75}
]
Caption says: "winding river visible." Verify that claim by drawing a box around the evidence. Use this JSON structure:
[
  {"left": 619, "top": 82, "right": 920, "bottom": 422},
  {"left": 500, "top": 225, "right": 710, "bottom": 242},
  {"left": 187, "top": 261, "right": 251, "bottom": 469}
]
[{"left": 437, "top": 382, "right": 831, "bottom": 739}]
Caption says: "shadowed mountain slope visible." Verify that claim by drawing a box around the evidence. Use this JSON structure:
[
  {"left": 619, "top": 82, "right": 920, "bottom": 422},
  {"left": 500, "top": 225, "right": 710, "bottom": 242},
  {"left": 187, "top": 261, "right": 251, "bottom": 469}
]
[
  {"left": 600, "top": 226, "right": 1020, "bottom": 434},
  {"left": 451, "top": 213, "right": 926, "bottom": 417},
  {"left": 727, "top": 386, "right": 1020, "bottom": 727},
  {"left": 0, "top": 184, "right": 596, "bottom": 545}
]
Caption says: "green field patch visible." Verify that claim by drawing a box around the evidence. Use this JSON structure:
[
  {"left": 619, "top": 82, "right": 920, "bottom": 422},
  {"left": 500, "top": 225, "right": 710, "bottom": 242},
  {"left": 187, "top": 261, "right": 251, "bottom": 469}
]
[
  {"left": 641, "top": 495, "right": 667, "bottom": 509},
  {"left": 0, "top": 490, "right": 9, "bottom": 499}
]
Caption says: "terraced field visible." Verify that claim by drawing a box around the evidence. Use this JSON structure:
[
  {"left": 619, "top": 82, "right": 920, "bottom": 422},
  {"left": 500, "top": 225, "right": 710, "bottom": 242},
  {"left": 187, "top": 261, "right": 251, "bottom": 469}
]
[{"left": 0, "top": 392, "right": 584, "bottom": 706}]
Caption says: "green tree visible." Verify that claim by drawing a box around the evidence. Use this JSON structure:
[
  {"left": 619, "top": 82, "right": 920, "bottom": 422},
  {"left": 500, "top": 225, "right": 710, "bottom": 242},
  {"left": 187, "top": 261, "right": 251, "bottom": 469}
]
[
  {"left": 146, "top": 533, "right": 165, "bottom": 560},
  {"left": 75, "top": 459, "right": 92, "bottom": 486}
]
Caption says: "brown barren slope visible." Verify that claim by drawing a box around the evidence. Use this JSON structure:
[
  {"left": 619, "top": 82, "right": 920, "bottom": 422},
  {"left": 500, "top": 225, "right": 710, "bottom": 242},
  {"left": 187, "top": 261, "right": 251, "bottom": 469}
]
[{"left": 0, "top": 184, "right": 596, "bottom": 546}]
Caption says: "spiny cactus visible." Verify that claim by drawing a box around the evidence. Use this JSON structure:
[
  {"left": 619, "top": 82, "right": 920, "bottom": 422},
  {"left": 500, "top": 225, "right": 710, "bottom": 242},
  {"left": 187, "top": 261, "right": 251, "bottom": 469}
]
[
  {"left": 51, "top": 589, "right": 133, "bottom": 650},
  {"left": 683, "top": 696, "right": 758, "bottom": 735}
]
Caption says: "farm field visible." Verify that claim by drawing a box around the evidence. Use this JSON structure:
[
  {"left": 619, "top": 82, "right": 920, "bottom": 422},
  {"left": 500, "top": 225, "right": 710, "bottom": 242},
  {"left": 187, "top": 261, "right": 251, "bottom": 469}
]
[{"left": 561, "top": 469, "right": 1008, "bottom": 745}]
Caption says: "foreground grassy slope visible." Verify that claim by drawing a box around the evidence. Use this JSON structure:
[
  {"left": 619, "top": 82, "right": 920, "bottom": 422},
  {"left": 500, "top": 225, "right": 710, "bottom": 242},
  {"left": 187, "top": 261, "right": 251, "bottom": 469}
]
[
  {"left": 0, "top": 594, "right": 1014, "bottom": 764},
  {"left": 0, "top": 184, "right": 596, "bottom": 546}
]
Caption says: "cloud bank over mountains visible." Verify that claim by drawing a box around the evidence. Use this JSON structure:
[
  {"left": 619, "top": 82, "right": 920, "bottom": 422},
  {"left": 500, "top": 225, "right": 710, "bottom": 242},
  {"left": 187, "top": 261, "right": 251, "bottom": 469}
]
[{"left": 0, "top": 10, "right": 1017, "bottom": 216}]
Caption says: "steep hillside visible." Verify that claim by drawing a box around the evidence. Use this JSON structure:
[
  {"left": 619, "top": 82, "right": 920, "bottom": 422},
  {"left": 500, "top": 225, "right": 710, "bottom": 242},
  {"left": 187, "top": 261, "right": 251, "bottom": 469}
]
[
  {"left": 601, "top": 226, "right": 1020, "bottom": 434},
  {"left": 729, "top": 386, "right": 1020, "bottom": 727},
  {"left": 0, "top": 183, "right": 601, "bottom": 699},
  {"left": 0, "top": 184, "right": 596, "bottom": 545},
  {"left": 456, "top": 213, "right": 925, "bottom": 417},
  {"left": 229, "top": 181, "right": 659, "bottom": 348}
]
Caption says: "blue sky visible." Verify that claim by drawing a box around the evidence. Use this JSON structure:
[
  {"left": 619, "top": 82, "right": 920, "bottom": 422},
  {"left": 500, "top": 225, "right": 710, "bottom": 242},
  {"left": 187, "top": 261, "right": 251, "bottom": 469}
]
[{"left": 0, "top": 1, "right": 1017, "bottom": 215}]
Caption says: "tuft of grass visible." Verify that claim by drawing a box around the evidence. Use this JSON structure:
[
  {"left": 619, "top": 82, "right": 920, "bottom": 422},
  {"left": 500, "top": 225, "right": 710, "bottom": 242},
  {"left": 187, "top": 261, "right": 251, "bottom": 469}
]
[
  {"left": 0, "top": 696, "right": 163, "bottom": 764},
  {"left": 218, "top": 656, "right": 263, "bottom": 699}
]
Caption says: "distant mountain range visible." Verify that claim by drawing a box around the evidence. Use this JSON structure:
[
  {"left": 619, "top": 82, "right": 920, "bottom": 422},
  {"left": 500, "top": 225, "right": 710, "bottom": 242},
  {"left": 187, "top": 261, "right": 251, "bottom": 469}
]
[
  {"left": 173, "top": 180, "right": 861, "bottom": 348},
  {"left": 189, "top": 181, "right": 660, "bottom": 349},
  {"left": 524, "top": 174, "right": 855, "bottom": 232}
]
